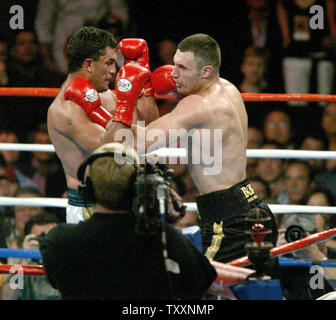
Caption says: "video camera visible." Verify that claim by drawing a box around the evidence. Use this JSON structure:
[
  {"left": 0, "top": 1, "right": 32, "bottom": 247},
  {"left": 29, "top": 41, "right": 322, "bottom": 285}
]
[
  {"left": 282, "top": 214, "right": 317, "bottom": 243},
  {"left": 134, "top": 161, "right": 174, "bottom": 235}
]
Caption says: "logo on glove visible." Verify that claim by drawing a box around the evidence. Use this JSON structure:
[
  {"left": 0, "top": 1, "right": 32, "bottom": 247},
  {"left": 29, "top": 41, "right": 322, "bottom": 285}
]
[
  {"left": 117, "top": 79, "right": 133, "bottom": 92},
  {"left": 85, "top": 89, "right": 99, "bottom": 102}
]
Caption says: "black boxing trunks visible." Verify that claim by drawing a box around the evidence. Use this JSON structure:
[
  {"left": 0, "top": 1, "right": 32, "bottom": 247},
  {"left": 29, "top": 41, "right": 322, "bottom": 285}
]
[{"left": 196, "top": 179, "right": 278, "bottom": 263}]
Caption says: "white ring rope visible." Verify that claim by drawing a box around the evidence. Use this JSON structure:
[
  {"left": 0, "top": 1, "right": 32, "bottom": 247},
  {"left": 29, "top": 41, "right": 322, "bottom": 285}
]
[
  {"left": 1, "top": 143, "right": 336, "bottom": 159},
  {"left": 0, "top": 197, "right": 336, "bottom": 215},
  {"left": 1, "top": 143, "right": 336, "bottom": 215}
]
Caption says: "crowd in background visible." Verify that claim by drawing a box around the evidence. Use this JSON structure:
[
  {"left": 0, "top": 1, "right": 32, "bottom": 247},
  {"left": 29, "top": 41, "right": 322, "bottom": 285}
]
[{"left": 0, "top": 0, "right": 335, "bottom": 299}]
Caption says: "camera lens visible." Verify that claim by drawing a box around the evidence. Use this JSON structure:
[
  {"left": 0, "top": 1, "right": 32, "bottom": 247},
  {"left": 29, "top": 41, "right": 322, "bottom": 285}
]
[{"left": 285, "top": 225, "right": 306, "bottom": 243}]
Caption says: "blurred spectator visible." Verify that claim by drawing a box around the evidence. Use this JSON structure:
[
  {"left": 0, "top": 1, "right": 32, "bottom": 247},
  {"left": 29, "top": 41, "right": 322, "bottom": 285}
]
[
  {"left": 0, "top": 165, "right": 18, "bottom": 197},
  {"left": 6, "top": 187, "right": 43, "bottom": 249},
  {"left": 157, "top": 39, "right": 176, "bottom": 65},
  {"left": 255, "top": 142, "right": 287, "bottom": 203},
  {"left": 247, "top": 125, "right": 264, "bottom": 178},
  {"left": 1, "top": 30, "right": 64, "bottom": 136},
  {"left": 35, "top": 0, "right": 130, "bottom": 74},
  {"left": 321, "top": 102, "right": 336, "bottom": 171},
  {"left": 151, "top": 39, "right": 177, "bottom": 70},
  {"left": 307, "top": 186, "right": 336, "bottom": 227},
  {"left": 0, "top": 129, "right": 20, "bottom": 166},
  {"left": 0, "top": 154, "right": 15, "bottom": 233},
  {"left": 14, "top": 123, "right": 66, "bottom": 199},
  {"left": 237, "top": 0, "right": 283, "bottom": 90},
  {"left": 283, "top": 160, "right": 314, "bottom": 205},
  {"left": 249, "top": 176, "right": 272, "bottom": 201},
  {"left": 314, "top": 103, "right": 336, "bottom": 198},
  {"left": 307, "top": 187, "right": 336, "bottom": 256},
  {"left": 239, "top": 46, "right": 268, "bottom": 93},
  {"left": 299, "top": 133, "right": 327, "bottom": 177},
  {"left": 6, "top": 29, "right": 64, "bottom": 87},
  {"left": 263, "top": 109, "right": 295, "bottom": 148},
  {"left": 1, "top": 212, "right": 61, "bottom": 300},
  {"left": 277, "top": 0, "right": 336, "bottom": 106},
  {"left": 0, "top": 36, "right": 8, "bottom": 86}
]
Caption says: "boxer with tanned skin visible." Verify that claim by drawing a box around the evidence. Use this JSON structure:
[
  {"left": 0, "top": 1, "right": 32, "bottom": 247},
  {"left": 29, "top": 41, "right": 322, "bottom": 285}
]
[{"left": 47, "top": 27, "right": 158, "bottom": 223}]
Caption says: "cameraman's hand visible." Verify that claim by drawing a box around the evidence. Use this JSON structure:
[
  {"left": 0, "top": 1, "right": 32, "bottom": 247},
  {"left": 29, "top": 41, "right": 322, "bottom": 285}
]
[
  {"left": 301, "top": 244, "right": 327, "bottom": 261},
  {"left": 21, "top": 234, "right": 40, "bottom": 265},
  {"left": 22, "top": 234, "right": 39, "bottom": 250},
  {"left": 276, "top": 228, "right": 287, "bottom": 246}
]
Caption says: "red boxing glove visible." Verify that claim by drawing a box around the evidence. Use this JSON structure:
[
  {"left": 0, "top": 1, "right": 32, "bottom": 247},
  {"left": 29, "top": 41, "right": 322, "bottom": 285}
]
[
  {"left": 151, "top": 65, "right": 177, "bottom": 95},
  {"left": 117, "top": 38, "right": 149, "bottom": 69},
  {"left": 64, "top": 77, "right": 112, "bottom": 128},
  {"left": 117, "top": 38, "right": 153, "bottom": 97},
  {"left": 113, "top": 63, "right": 151, "bottom": 127}
]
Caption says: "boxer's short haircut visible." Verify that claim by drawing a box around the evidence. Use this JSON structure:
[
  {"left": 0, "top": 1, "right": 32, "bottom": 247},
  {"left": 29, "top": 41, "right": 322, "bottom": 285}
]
[
  {"left": 67, "top": 26, "right": 118, "bottom": 73},
  {"left": 89, "top": 152, "right": 137, "bottom": 210},
  {"left": 177, "top": 33, "right": 221, "bottom": 73}
]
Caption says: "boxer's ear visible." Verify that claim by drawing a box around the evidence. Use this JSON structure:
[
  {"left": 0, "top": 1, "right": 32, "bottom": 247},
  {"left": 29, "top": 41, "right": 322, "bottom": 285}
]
[
  {"left": 201, "top": 65, "right": 214, "bottom": 79},
  {"left": 83, "top": 58, "right": 94, "bottom": 73}
]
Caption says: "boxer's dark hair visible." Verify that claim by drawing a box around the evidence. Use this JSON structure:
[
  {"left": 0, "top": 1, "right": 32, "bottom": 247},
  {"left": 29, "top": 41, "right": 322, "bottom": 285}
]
[
  {"left": 177, "top": 33, "right": 221, "bottom": 73},
  {"left": 67, "top": 26, "right": 118, "bottom": 73}
]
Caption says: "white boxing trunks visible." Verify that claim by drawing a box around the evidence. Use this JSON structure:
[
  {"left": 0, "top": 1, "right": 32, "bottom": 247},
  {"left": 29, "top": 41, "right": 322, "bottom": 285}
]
[{"left": 66, "top": 188, "right": 93, "bottom": 224}]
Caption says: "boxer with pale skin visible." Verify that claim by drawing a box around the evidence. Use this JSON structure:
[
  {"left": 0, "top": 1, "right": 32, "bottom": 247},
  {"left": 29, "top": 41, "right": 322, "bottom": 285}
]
[
  {"left": 130, "top": 34, "right": 278, "bottom": 263},
  {"left": 47, "top": 27, "right": 158, "bottom": 223},
  {"left": 83, "top": 33, "right": 278, "bottom": 264}
]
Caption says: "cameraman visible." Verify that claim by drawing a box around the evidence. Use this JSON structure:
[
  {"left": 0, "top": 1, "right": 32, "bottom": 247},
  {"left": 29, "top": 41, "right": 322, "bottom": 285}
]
[{"left": 39, "top": 143, "right": 216, "bottom": 300}]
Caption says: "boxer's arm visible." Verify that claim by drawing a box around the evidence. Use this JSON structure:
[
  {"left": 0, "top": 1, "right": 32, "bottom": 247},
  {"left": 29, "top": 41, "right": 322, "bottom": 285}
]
[
  {"left": 99, "top": 89, "right": 117, "bottom": 115},
  {"left": 132, "top": 95, "right": 205, "bottom": 152},
  {"left": 136, "top": 95, "right": 160, "bottom": 124},
  {"left": 64, "top": 77, "right": 112, "bottom": 128},
  {"left": 53, "top": 100, "right": 110, "bottom": 155}
]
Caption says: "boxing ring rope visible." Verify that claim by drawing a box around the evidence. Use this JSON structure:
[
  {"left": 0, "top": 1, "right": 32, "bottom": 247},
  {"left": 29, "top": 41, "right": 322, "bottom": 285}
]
[
  {"left": 2, "top": 87, "right": 336, "bottom": 102},
  {"left": 229, "top": 228, "right": 336, "bottom": 268},
  {"left": 3, "top": 143, "right": 336, "bottom": 160},
  {"left": 1, "top": 197, "right": 336, "bottom": 215},
  {"left": 1, "top": 89, "right": 336, "bottom": 296}
]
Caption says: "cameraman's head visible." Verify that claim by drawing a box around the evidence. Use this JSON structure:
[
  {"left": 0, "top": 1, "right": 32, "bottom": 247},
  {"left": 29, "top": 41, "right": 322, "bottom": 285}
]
[{"left": 82, "top": 143, "right": 139, "bottom": 213}]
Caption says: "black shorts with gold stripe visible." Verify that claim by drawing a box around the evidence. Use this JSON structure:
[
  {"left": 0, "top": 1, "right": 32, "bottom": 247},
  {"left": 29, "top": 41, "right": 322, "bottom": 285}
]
[{"left": 196, "top": 179, "right": 278, "bottom": 263}]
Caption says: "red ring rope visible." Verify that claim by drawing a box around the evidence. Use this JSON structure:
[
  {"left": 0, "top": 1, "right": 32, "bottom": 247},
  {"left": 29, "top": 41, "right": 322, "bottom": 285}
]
[
  {"left": 228, "top": 227, "right": 336, "bottom": 267},
  {"left": 1, "top": 87, "right": 336, "bottom": 102}
]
